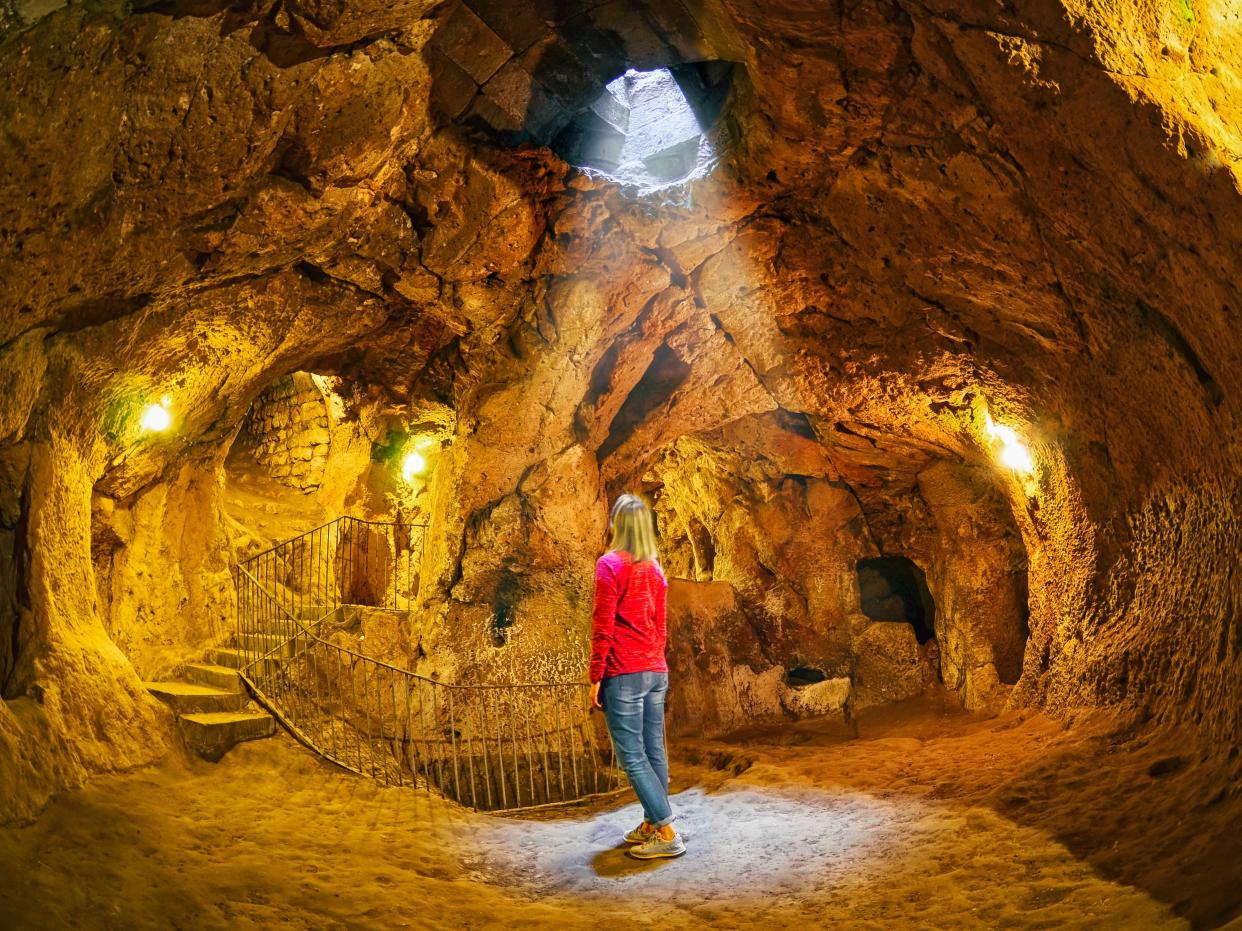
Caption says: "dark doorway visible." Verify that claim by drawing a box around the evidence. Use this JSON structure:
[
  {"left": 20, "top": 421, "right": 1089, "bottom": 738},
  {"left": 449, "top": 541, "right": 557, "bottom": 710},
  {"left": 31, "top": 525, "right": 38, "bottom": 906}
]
[{"left": 856, "top": 556, "right": 936, "bottom": 644}]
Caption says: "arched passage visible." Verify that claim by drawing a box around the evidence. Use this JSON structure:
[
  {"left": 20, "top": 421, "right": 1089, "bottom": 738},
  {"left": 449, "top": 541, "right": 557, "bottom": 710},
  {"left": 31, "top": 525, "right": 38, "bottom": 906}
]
[{"left": 856, "top": 555, "right": 936, "bottom": 644}]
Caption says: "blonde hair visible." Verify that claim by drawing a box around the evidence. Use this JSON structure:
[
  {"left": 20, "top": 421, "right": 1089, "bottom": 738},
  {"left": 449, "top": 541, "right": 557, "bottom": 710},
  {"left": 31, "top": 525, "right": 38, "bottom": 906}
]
[{"left": 609, "top": 494, "right": 659, "bottom": 563}]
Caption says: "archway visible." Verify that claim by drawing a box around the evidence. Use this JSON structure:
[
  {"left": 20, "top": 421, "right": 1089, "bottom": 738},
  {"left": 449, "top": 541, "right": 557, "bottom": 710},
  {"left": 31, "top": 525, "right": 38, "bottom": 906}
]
[{"left": 856, "top": 555, "right": 936, "bottom": 645}]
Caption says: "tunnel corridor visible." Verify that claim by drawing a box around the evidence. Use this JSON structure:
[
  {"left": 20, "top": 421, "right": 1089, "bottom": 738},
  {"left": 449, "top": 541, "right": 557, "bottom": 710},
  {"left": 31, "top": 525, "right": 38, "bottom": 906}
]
[{"left": 1, "top": 0, "right": 1241, "bottom": 926}]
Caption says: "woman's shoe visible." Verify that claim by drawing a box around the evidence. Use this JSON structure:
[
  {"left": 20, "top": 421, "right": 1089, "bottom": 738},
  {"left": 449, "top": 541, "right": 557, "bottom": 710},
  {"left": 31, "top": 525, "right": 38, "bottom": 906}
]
[
  {"left": 625, "top": 823, "right": 656, "bottom": 844},
  {"left": 628, "top": 831, "right": 686, "bottom": 859}
]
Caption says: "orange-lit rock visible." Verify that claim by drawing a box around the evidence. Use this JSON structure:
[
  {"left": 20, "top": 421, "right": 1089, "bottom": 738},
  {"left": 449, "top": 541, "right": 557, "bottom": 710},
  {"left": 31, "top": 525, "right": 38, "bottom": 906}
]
[{"left": 0, "top": 3, "right": 1239, "bottom": 923}]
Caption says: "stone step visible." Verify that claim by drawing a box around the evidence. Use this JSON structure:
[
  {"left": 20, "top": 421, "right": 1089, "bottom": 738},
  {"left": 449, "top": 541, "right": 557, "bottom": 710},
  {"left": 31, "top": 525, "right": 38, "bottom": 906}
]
[
  {"left": 204, "top": 647, "right": 280, "bottom": 677},
  {"left": 205, "top": 647, "right": 245, "bottom": 669},
  {"left": 233, "top": 632, "right": 302, "bottom": 659},
  {"left": 179, "top": 711, "right": 277, "bottom": 762},
  {"left": 146, "top": 681, "right": 249, "bottom": 715},
  {"left": 239, "top": 619, "right": 311, "bottom": 637},
  {"left": 182, "top": 662, "right": 245, "bottom": 693}
]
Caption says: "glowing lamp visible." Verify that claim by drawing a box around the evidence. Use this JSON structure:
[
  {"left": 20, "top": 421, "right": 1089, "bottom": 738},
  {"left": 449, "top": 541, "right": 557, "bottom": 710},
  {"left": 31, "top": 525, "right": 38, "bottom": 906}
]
[
  {"left": 401, "top": 451, "right": 427, "bottom": 483},
  {"left": 998, "top": 442, "right": 1034, "bottom": 472},
  {"left": 984, "top": 412, "right": 1034, "bottom": 474},
  {"left": 140, "top": 399, "right": 172, "bottom": 433}
]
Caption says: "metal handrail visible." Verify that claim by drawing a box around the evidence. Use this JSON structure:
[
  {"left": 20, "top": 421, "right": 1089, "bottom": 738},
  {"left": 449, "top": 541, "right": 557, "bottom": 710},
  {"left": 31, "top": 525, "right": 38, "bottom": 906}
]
[{"left": 231, "top": 515, "right": 622, "bottom": 812}]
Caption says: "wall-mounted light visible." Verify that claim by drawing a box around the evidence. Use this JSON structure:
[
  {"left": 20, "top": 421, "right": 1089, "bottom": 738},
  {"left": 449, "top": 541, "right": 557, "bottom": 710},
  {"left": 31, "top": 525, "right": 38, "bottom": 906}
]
[
  {"left": 401, "top": 450, "right": 427, "bottom": 484},
  {"left": 984, "top": 411, "right": 1034, "bottom": 474},
  {"left": 140, "top": 396, "right": 173, "bottom": 433}
]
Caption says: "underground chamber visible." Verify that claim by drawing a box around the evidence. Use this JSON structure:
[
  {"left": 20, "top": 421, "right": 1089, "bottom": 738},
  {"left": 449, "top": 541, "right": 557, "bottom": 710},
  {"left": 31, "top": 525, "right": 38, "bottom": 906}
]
[{"left": 1, "top": 0, "right": 1241, "bottom": 927}]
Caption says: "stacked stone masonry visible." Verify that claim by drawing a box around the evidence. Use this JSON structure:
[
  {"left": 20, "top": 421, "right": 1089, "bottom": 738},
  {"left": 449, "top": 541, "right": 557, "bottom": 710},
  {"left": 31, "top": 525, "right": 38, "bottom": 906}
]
[{"left": 242, "top": 373, "right": 332, "bottom": 492}]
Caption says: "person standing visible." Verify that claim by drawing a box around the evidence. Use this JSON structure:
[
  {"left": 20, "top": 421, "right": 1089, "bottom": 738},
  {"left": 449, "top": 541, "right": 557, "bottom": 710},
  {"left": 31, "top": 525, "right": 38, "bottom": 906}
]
[{"left": 589, "top": 494, "right": 684, "bottom": 859}]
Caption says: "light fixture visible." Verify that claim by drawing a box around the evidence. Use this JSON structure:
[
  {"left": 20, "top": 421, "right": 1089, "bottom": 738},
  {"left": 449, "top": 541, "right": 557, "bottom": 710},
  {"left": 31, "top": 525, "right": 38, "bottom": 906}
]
[
  {"left": 140, "top": 397, "right": 172, "bottom": 433},
  {"left": 401, "top": 451, "right": 427, "bottom": 483},
  {"left": 984, "top": 411, "right": 1034, "bottom": 474}
]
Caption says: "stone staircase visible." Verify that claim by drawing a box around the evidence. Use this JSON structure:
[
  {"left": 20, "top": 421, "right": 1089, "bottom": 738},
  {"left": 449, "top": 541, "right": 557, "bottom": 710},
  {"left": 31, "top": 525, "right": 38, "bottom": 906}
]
[
  {"left": 145, "top": 657, "right": 276, "bottom": 761},
  {"left": 145, "top": 604, "right": 360, "bottom": 761}
]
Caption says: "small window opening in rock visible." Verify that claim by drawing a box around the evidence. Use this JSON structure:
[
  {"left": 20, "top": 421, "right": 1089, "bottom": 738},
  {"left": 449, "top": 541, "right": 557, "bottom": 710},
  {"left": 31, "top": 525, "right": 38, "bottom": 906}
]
[
  {"left": 786, "top": 666, "right": 828, "bottom": 688},
  {"left": 490, "top": 569, "right": 520, "bottom": 648},
  {"left": 857, "top": 556, "right": 936, "bottom": 644},
  {"left": 551, "top": 62, "right": 736, "bottom": 197}
]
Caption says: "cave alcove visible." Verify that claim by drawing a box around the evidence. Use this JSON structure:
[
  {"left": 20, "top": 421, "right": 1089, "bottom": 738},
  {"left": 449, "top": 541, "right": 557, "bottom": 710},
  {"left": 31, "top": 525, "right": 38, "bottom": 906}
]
[{"left": 856, "top": 555, "right": 937, "bottom": 645}]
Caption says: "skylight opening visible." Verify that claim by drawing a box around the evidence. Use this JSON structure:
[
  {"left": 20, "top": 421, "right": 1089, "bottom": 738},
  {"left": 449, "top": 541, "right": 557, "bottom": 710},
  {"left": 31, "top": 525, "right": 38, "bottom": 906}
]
[{"left": 552, "top": 63, "right": 736, "bottom": 200}]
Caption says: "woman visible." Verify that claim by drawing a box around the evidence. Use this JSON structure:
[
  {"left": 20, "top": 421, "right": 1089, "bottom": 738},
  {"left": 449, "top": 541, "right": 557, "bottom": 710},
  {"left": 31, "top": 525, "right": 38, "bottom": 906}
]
[{"left": 589, "top": 494, "right": 685, "bottom": 860}]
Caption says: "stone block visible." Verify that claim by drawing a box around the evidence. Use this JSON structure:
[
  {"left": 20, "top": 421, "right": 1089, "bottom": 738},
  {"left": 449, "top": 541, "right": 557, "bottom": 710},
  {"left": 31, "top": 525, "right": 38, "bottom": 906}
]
[
  {"left": 782, "top": 676, "right": 852, "bottom": 718},
  {"left": 643, "top": 134, "right": 703, "bottom": 183},
  {"left": 476, "top": 60, "right": 569, "bottom": 142},
  {"left": 639, "top": 0, "right": 709, "bottom": 64},
  {"left": 427, "top": 46, "right": 479, "bottom": 120},
  {"left": 555, "top": 111, "right": 625, "bottom": 169},
  {"left": 431, "top": 3, "right": 512, "bottom": 85},
  {"left": 518, "top": 35, "right": 595, "bottom": 111},
  {"left": 560, "top": 21, "right": 628, "bottom": 84},
  {"left": 465, "top": 0, "right": 547, "bottom": 54},
  {"left": 587, "top": 1, "right": 668, "bottom": 71},
  {"left": 591, "top": 86, "right": 629, "bottom": 133},
  {"left": 852, "top": 622, "right": 925, "bottom": 708}
]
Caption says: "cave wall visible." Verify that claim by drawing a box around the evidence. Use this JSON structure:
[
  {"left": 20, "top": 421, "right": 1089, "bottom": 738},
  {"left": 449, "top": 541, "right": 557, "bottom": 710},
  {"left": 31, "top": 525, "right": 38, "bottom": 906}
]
[
  {"left": 92, "top": 459, "right": 235, "bottom": 681},
  {"left": 0, "top": 0, "right": 1239, "bottom": 821},
  {"left": 643, "top": 415, "right": 1033, "bottom": 724},
  {"left": 917, "top": 461, "right": 1029, "bottom": 709}
]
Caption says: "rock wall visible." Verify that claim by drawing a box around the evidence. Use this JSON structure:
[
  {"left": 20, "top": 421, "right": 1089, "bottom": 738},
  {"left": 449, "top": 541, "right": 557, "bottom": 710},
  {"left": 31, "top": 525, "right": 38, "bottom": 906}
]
[
  {"left": 664, "top": 578, "right": 851, "bottom": 738},
  {"left": 642, "top": 417, "right": 1031, "bottom": 719},
  {"left": 92, "top": 460, "right": 235, "bottom": 681}
]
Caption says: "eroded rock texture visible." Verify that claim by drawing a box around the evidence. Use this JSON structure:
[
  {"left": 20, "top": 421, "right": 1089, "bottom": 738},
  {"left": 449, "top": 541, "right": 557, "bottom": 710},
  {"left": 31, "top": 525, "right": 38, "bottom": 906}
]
[{"left": 1, "top": 0, "right": 1240, "bottom": 820}]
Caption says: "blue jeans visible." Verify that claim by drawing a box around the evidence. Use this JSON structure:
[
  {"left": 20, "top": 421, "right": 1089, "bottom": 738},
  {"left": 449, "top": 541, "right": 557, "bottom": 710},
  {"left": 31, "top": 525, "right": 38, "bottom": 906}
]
[{"left": 601, "top": 670, "right": 674, "bottom": 828}]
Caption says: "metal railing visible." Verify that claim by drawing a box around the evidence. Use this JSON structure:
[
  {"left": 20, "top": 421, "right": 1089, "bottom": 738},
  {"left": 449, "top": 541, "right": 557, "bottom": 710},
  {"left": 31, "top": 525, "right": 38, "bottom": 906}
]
[{"left": 232, "top": 516, "right": 621, "bottom": 812}]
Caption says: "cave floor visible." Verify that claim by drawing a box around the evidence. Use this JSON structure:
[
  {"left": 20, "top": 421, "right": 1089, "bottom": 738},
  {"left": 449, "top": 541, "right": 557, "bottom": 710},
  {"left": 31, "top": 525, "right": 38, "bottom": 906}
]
[{"left": 1, "top": 698, "right": 1238, "bottom": 930}]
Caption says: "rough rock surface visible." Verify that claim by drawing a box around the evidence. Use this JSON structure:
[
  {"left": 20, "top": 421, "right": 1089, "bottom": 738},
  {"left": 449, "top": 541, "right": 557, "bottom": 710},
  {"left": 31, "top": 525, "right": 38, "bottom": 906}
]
[
  {"left": 852, "top": 622, "right": 925, "bottom": 708},
  {"left": 239, "top": 373, "right": 334, "bottom": 492},
  {"left": 0, "top": 0, "right": 1240, "bottom": 825}
]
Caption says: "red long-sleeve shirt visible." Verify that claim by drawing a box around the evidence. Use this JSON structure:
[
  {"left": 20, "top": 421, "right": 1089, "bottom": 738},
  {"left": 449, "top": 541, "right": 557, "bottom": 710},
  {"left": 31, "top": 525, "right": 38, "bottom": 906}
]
[{"left": 589, "top": 550, "right": 668, "bottom": 684}]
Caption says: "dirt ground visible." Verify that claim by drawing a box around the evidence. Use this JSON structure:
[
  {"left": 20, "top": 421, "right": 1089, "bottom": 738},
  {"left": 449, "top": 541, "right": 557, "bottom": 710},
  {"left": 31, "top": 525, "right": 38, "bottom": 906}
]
[{"left": 1, "top": 696, "right": 1239, "bottom": 930}]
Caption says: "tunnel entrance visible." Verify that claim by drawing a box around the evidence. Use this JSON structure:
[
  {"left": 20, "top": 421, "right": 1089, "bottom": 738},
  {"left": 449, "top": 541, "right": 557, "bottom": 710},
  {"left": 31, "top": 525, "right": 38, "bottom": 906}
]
[
  {"left": 220, "top": 371, "right": 447, "bottom": 558},
  {"left": 226, "top": 372, "right": 334, "bottom": 495},
  {"left": 856, "top": 556, "right": 936, "bottom": 645}
]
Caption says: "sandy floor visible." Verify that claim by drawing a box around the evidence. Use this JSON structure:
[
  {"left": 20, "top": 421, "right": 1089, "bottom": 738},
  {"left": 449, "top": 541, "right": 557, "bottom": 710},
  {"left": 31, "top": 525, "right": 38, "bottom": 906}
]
[{"left": 1, "top": 699, "right": 1239, "bottom": 930}]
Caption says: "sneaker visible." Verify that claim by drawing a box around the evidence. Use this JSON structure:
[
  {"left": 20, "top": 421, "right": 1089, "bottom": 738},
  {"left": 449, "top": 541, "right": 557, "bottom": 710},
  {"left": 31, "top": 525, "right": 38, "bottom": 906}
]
[
  {"left": 628, "top": 831, "right": 686, "bottom": 860},
  {"left": 624, "top": 823, "right": 656, "bottom": 844}
]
